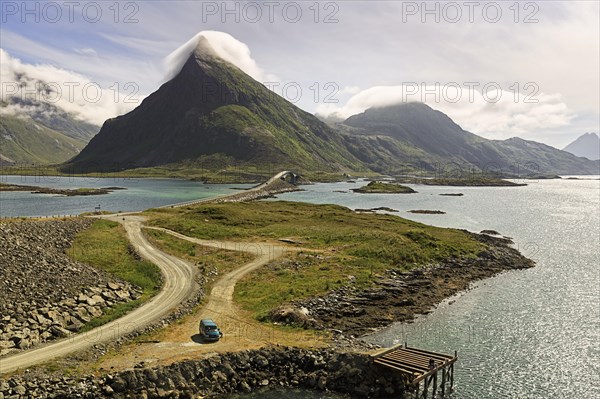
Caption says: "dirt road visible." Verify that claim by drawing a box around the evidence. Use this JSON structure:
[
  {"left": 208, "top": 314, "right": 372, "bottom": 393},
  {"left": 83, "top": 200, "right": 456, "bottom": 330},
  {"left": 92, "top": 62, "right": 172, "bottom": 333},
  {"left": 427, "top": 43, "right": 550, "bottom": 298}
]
[
  {"left": 0, "top": 218, "right": 318, "bottom": 374},
  {"left": 95, "top": 227, "right": 327, "bottom": 370},
  {"left": 0, "top": 216, "right": 198, "bottom": 375}
]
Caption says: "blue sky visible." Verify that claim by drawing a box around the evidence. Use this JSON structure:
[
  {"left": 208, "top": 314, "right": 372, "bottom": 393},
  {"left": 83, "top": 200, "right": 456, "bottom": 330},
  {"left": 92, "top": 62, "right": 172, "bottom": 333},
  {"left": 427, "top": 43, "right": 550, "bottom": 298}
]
[{"left": 1, "top": 1, "right": 598, "bottom": 148}]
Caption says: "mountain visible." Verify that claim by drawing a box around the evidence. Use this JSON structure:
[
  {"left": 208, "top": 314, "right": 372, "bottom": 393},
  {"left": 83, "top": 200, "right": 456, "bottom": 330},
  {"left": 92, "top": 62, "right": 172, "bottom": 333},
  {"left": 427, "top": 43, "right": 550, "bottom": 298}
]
[
  {"left": 339, "top": 103, "right": 600, "bottom": 175},
  {"left": 562, "top": 133, "right": 600, "bottom": 160},
  {"left": 0, "top": 101, "right": 98, "bottom": 165},
  {"left": 66, "top": 37, "right": 364, "bottom": 173}
]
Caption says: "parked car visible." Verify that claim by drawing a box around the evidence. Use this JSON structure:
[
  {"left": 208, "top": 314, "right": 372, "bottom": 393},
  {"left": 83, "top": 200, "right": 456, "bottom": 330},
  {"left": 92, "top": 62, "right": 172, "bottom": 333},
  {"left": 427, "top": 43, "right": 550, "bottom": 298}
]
[{"left": 199, "top": 319, "right": 223, "bottom": 342}]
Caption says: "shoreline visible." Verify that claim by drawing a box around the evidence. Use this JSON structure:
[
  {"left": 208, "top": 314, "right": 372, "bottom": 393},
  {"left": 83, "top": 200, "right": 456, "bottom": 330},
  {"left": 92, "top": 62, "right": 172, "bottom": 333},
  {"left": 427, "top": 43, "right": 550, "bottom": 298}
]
[
  {"left": 279, "top": 233, "right": 534, "bottom": 338},
  {"left": 0, "top": 173, "right": 540, "bottom": 397}
]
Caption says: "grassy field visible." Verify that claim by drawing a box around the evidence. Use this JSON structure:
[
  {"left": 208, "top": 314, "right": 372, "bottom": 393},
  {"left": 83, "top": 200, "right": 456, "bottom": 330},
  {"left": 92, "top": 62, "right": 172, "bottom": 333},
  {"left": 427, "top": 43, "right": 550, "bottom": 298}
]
[
  {"left": 69, "top": 220, "right": 162, "bottom": 331},
  {"left": 145, "top": 201, "right": 485, "bottom": 320},
  {"left": 143, "top": 228, "right": 254, "bottom": 279}
]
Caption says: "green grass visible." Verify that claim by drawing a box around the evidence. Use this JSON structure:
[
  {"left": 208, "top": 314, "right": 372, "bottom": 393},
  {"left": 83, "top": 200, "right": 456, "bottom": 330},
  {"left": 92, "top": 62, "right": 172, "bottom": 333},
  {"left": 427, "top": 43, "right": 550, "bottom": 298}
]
[
  {"left": 68, "top": 220, "right": 162, "bottom": 331},
  {"left": 145, "top": 201, "right": 485, "bottom": 321},
  {"left": 143, "top": 228, "right": 254, "bottom": 276},
  {"left": 0, "top": 114, "right": 88, "bottom": 164}
]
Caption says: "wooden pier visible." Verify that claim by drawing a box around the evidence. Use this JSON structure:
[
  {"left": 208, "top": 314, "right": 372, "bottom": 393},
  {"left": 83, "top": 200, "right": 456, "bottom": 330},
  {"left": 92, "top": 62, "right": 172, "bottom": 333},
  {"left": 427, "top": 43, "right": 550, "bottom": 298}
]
[{"left": 372, "top": 343, "right": 457, "bottom": 398}]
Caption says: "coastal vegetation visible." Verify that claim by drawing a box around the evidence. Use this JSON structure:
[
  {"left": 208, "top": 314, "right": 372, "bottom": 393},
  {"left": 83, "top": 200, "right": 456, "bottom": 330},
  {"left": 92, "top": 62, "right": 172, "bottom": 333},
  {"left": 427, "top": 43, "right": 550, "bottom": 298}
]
[{"left": 145, "top": 201, "right": 484, "bottom": 321}]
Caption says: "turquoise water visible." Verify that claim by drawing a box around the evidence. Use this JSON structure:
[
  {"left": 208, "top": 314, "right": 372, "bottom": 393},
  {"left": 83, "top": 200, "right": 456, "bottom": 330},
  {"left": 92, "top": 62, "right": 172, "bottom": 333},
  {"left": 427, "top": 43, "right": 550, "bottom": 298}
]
[{"left": 0, "top": 175, "right": 252, "bottom": 217}]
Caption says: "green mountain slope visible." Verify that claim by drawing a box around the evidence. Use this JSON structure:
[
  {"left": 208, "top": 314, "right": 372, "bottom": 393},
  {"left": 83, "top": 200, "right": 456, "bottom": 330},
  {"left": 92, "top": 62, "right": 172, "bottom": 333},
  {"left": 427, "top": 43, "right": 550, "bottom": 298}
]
[
  {"left": 66, "top": 38, "right": 365, "bottom": 173},
  {"left": 340, "top": 103, "right": 599, "bottom": 175},
  {"left": 0, "top": 114, "right": 94, "bottom": 165}
]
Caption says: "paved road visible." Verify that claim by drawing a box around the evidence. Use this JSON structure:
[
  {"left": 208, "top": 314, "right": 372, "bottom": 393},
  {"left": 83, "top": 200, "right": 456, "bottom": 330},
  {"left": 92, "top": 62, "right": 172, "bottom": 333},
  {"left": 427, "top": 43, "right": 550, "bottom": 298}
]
[{"left": 0, "top": 216, "right": 198, "bottom": 375}]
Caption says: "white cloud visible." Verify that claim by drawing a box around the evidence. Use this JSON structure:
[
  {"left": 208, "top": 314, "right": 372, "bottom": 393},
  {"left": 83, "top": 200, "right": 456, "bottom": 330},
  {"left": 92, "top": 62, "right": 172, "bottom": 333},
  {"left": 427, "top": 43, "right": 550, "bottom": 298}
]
[
  {"left": 316, "top": 84, "right": 575, "bottom": 140},
  {"left": 163, "top": 31, "right": 277, "bottom": 83},
  {"left": 340, "top": 86, "right": 361, "bottom": 95},
  {"left": 73, "top": 48, "right": 98, "bottom": 57},
  {"left": 0, "top": 48, "right": 143, "bottom": 126}
]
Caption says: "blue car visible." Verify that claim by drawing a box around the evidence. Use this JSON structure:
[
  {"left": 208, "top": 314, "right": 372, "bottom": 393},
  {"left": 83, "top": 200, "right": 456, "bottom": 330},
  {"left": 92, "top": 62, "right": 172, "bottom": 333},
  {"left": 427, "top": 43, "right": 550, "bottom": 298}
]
[{"left": 199, "top": 319, "right": 223, "bottom": 342}]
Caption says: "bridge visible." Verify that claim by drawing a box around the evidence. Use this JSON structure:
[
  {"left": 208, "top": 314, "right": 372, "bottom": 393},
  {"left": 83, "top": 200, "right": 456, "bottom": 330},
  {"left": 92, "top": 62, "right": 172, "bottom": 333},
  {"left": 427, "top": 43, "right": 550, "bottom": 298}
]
[{"left": 160, "top": 170, "right": 301, "bottom": 209}]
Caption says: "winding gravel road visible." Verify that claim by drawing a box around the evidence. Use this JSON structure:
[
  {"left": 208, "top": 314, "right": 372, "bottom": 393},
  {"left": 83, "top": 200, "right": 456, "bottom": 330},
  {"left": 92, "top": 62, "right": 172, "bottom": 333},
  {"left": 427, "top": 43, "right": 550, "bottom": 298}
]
[
  {"left": 0, "top": 171, "right": 301, "bottom": 375},
  {"left": 145, "top": 227, "right": 295, "bottom": 322},
  {"left": 0, "top": 216, "right": 198, "bottom": 375}
]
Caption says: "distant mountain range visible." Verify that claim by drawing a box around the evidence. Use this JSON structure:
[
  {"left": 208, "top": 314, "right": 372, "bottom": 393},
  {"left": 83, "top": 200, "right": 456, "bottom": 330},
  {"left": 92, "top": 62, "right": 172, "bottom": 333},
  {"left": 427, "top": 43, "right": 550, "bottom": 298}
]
[
  {"left": 0, "top": 100, "right": 98, "bottom": 165},
  {"left": 6, "top": 36, "right": 597, "bottom": 177},
  {"left": 562, "top": 133, "right": 600, "bottom": 161},
  {"left": 337, "top": 103, "right": 600, "bottom": 175}
]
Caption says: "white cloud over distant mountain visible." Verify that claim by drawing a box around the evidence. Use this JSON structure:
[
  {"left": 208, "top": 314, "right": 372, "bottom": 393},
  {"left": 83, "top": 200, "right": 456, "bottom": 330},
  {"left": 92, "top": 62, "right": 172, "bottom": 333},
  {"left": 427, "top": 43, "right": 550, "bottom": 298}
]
[
  {"left": 0, "top": 49, "right": 142, "bottom": 125},
  {"left": 316, "top": 85, "right": 575, "bottom": 140}
]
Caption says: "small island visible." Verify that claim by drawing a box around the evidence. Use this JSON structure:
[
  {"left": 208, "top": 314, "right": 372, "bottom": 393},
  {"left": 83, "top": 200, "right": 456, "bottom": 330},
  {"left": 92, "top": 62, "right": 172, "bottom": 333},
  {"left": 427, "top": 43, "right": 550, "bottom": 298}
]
[
  {"left": 355, "top": 206, "right": 399, "bottom": 213},
  {"left": 439, "top": 193, "right": 464, "bottom": 196},
  {"left": 0, "top": 183, "right": 125, "bottom": 196},
  {"left": 351, "top": 181, "right": 416, "bottom": 194},
  {"left": 408, "top": 210, "right": 446, "bottom": 214}
]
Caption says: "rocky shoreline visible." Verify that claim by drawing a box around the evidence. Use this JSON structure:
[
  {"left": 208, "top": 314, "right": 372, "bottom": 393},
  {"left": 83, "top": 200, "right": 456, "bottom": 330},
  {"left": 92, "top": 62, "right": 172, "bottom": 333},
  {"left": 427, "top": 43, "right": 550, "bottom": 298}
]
[
  {"left": 275, "top": 232, "right": 535, "bottom": 337},
  {"left": 0, "top": 219, "right": 140, "bottom": 357},
  {"left": 0, "top": 347, "right": 405, "bottom": 398}
]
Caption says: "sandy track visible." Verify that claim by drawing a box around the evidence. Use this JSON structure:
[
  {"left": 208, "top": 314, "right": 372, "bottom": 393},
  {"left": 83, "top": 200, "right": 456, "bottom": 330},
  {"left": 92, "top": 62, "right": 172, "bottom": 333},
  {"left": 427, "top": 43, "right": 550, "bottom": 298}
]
[
  {"left": 95, "top": 228, "right": 326, "bottom": 370},
  {"left": 146, "top": 227, "right": 294, "bottom": 317},
  {"left": 0, "top": 216, "right": 198, "bottom": 375}
]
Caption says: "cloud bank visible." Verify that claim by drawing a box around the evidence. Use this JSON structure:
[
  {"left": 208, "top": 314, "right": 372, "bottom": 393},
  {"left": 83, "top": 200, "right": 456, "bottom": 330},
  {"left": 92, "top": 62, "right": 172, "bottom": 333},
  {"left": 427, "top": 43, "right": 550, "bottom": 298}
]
[
  {"left": 0, "top": 49, "right": 142, "bottom": 126},
  {"left": 316, "top": 85, "right": 575, "bottom": 140}
]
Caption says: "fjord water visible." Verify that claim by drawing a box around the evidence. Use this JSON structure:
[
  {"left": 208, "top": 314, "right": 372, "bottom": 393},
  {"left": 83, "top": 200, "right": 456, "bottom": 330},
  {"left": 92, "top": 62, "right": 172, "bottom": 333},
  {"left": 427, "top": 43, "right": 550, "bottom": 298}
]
[
  {"left": 276, "top": 178, "right": 600, "bottom": 398},
  {"left": 2, "top": 175, "right": 598, "bottom": 398},
  {"left": 0, "top": 175, "right": 252, "bottom": 217}
]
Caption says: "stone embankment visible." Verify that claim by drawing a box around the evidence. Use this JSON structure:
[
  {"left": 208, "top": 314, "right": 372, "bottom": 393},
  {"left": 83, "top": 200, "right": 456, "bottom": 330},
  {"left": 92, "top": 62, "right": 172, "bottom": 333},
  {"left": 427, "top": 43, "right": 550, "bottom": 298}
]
[
  {"left": 0, "top": 219, "right": 140, "bottom": 357},
  {"left": 0, "top": 347, "right": 405, "bottom": 398}
]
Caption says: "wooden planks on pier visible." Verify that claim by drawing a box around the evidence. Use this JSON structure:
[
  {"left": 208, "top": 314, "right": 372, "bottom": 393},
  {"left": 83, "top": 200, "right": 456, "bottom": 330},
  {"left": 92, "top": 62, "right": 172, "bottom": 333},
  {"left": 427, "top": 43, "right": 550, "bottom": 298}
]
[{"left": 373, "top": 343, "right": 457, "bottom": 398}]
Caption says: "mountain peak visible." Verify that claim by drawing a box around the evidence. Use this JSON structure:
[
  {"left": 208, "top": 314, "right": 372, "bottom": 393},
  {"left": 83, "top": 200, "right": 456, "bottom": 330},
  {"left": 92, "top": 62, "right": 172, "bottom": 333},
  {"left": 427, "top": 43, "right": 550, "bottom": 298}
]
[
  {"left": 192, "top": 36, "right": 221, "bottom": 60},
  {"left": 563, "top": 132, "right": 600, "bottom": 160}
]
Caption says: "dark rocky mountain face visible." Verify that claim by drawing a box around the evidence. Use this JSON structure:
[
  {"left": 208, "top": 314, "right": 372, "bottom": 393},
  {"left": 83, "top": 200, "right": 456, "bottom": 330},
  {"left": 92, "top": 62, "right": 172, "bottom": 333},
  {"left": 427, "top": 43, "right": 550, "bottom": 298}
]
[
  {"left": 66, "top": 38, "right": 363, "bottom": 173},
  {"left": 340, "top": 103, "right": 599, "bottom": 176}
]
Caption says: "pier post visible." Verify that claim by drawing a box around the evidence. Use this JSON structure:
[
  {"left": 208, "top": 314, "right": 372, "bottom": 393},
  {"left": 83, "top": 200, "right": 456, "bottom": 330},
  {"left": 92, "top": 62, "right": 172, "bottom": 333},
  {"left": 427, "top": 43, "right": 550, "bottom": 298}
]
[{"left": 441, "top": 365, "right": 446, "bottom": 396}]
